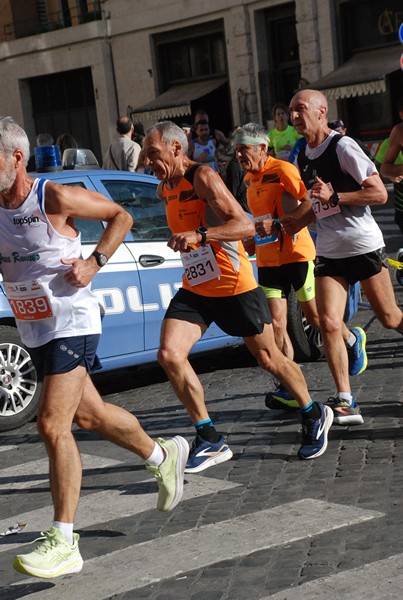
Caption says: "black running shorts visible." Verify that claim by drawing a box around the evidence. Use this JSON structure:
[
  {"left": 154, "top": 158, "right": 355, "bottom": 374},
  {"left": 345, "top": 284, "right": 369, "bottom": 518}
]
[
  {"left": 314, "top": 247, "right": 388, "bottom": 285},
  {"left": 164, "top": 287, "right": 272, "bottom": 337}
]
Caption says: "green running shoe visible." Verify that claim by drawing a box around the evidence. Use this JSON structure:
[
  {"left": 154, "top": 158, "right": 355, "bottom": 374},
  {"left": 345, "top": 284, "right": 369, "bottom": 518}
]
[
  {"left": 146, "top": 435, "right": 189, "bottom": 512},
  {"left": 13, "top": 527, "right": 83, "bottom": 578}
]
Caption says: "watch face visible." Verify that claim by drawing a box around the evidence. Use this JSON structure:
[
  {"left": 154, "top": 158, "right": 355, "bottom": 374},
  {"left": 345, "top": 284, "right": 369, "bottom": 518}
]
[{"left": 93, "top": 251, "right": 108, "bottom": 267}]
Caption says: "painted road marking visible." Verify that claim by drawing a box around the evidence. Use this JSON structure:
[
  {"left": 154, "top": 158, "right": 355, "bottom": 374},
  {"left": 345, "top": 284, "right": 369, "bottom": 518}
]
[
  {"left": 0, "top": 474, "right": 240, "bottom": 553},
  {"left": 0, "top": 454, "right": 122, "bottom": 491},
  {"left": 265, "top": 553, "right": 403, "bottom": 600},
  {"left": 10, "top": 499, "right": 383, "bottom": 599}
]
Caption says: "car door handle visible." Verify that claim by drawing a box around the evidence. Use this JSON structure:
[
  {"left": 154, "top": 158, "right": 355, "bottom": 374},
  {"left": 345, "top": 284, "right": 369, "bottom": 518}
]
[{"left": 139, "top": 254, "right": 165, "bottom": 267}]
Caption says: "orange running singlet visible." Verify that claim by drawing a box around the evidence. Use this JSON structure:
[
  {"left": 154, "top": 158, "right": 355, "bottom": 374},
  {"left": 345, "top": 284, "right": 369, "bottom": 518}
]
[
  {"left": 161, "top": 165, "right": 257, "bottom": 297},
  {"left": 245, "top": 156, "right": 315, "bottom": 267}
]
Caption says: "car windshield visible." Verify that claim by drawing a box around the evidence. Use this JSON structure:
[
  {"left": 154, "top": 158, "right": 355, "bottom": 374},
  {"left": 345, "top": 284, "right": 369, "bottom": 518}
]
[{"left": 101, "top": 179, "right": 171, "bottom": 241}]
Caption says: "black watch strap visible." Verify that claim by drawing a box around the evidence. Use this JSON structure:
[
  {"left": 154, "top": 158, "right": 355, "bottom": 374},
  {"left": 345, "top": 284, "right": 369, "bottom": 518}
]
[
  {"left": 196, "top": 227, "right": 208, "bottom": 244},
  {"left": 330, "top": 192, "right": 340, "bottom": 206},
  {"left": 91, "top": 250, "right": 108, "bottom": 267}
]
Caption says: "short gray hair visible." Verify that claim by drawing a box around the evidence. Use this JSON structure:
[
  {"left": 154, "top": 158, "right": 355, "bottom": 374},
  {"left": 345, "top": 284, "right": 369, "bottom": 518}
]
[
  {"left": 36, "top": 132, "right": 54, "bottom": 146},
  {"left": 233, "top": 122, "right": 268, "bottom": 146},
  {"left": 0, "top": 116, "right": 30, "bottom": 166},
  {"left": 146, "top": 121, "right": 188, "bottom": 154}
]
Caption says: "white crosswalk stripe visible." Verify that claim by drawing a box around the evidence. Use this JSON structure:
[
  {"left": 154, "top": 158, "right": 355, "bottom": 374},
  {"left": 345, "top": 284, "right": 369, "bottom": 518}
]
[
  {"left": 264, "top": 554, "right": 403, "bottom": 600},
  {"left": 9, "top": 499, "right": 383, "bottom": 599},
  {"left": 0, "top": 465, "right": 240, "bottom": 553}
]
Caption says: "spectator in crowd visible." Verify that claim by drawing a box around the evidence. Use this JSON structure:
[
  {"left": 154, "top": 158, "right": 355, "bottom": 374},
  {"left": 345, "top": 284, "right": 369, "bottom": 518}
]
[
  {"left": 218, "top": 143, "right": 250, "bottom": 213},
  {"left": 187, "top": 119, "right": 220, "bottom": 172},
  {"left": 132, "top": 122, "right": 145, "bottom": 147},
  {"left": 103, "top": 117, "right": 141, "bottom": 172},
  {"left": 327, "top": 119, "right": 372, "bottom": 158},
  {"left": 56, "top": 133, "right": 78, "bottom": 159},
  {"left": 27, "top": 133, "right": 54, "bottom": 172},
  {"left": 269, "top": 103, "right": 302, "bottom": 161},
  {"left": 193, "top": 109, "right": 229, "bottom": 149}
]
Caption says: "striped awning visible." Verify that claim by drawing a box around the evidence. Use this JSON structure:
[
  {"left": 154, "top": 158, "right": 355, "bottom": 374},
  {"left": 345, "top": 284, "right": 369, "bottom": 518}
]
[{"left": 308, "top": 45, "right": 401, "bottom": 100}]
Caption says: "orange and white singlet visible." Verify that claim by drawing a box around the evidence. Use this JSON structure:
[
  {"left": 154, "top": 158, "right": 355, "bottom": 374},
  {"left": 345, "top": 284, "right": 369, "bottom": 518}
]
[
  {"left": 161, "top": 165, "right": 257, "bottom": 297},
  {"left": 245, "top": 156, "right": 315, "bottom": 267}
]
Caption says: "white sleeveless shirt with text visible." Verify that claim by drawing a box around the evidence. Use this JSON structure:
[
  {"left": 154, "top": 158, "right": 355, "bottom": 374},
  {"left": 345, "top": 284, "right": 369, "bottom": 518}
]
[{"left": 0, "top": 179, "right": 101, "bottom": 347}]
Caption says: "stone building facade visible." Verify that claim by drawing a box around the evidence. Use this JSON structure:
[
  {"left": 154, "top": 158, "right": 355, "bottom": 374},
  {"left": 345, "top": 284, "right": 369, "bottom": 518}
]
[{"left": 0, "top": 0, "right": 401, "bottom": 162}]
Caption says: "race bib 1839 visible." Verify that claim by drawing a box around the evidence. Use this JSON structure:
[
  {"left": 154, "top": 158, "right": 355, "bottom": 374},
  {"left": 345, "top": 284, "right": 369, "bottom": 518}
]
[{"left": 4, "top": 279, "right": 53, "bottom": 321}]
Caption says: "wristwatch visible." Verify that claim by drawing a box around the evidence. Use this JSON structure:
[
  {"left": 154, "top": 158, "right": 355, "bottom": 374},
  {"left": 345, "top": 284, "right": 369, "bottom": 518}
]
[
  {"left": 196, "top": 226, "right": 208, "bottom": 244},
  {"left": 330, "top": 192, "right": 340, "bottom": 206},
  {"left": 91, "top": 250, "right": 108, "bottom": 267}
]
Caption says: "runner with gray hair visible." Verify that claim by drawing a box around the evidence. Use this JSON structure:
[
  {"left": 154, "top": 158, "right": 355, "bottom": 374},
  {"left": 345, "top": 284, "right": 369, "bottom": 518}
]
[{"left": 0, "top": 116, "right": 30, "bottom": 166}]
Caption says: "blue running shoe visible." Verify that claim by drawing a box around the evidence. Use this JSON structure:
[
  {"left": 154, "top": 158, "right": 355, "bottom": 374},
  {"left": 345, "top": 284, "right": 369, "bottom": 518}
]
[
  {"left": 265, "top": 385, "right": 299, "bottom": 411},
  {"left": 298, "top": 403, "right": 333, "bottom": 460},
  {"left": 396, "top": 248, "right": 403, "bottom": 286},
  {"left": 348, "top": 326, "right": 368, "bottom": 376},
  {"left": 184, "top": 435, "right": 233, "bottom": 473}
]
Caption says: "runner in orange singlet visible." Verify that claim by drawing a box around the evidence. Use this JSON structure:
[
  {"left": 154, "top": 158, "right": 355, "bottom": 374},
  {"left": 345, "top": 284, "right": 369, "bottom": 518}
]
[{"left": 143, "top": 121, "right": 334, "bottom": 468}]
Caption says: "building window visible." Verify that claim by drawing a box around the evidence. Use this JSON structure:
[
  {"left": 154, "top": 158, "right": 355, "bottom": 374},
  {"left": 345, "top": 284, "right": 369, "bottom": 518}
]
[
  {"left": 155, "top": 21, "right": 226, "bottom": 90},
  {"left": 256, "top": 3, "right": 300, "bottom": 126}
]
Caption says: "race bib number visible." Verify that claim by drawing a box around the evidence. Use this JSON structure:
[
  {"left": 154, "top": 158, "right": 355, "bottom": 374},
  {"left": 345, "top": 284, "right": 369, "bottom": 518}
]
[
  {"left": 181, "top": 244, "right": 221, "bottom": 287},
  {"left": 4, "top": 279, "right": 53, "bottom": 321},
  {"left": 252, "top": 213, "right": 278, "bottom": 246},
  {"left": 310, "top": 184, "right": 341, "bottom": 220}
]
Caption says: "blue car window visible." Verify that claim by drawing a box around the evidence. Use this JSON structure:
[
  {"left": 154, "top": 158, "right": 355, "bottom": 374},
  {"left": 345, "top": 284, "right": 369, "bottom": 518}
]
[
  {"left": 101, "top": 179, "right": 171, "bottom": 241},
  {"left": 61, "top": 181, "right": 105, "bottom": 244}
]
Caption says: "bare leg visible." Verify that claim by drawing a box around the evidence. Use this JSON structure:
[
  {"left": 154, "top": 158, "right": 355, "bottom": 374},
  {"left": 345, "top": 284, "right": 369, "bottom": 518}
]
[
  {"left": 315, "top": 276, "right": 351, "bottom": 393},
  {"left": 361, "top": 267, "right": 403, "bottom": 331},
  {"left": 244, "top": 323, "right": 311, "bottom": 407},
  {"left": 38, "top": 367, "right": 157, "bottom": 524},
  {"left": 37, "top": 367, "right": 88, "bottom": 524},
  {"left": 157, "top": 318, "right": 208, "bottom": 423},
  {"left": 267, "top": 297, "right": 294, "bottom": 360}
]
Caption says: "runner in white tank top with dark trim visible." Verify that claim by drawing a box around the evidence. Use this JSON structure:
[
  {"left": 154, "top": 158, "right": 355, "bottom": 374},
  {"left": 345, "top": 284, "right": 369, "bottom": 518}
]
[{"left": 0, "top": 117, "right": 189, "bottom": 580}]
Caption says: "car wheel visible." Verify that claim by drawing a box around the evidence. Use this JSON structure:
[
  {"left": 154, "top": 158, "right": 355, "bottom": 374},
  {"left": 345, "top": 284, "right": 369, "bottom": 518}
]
[
  {"left": 0, "top": 325, "right": 41, "bottom": 432},
  {"left": 287, "top": 290, "right": 323, "bottom": 363}
]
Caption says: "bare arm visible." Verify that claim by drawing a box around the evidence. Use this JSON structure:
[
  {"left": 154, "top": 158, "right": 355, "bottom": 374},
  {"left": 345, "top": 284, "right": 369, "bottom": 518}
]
[
  {"left": 281, "top": 193, "right": 315, "bottom": 235},
  {"left": 167, "top": 166, "right": 254, "bottom": 252},
  {"left": 380, "top": 123, "right": 403, "bottom": 182},
  {"left": 44, "top": 181, "right": 133, "bottom": 286},
  {"left": 311, "top": 174, "right": 387, "bottom": 206}
]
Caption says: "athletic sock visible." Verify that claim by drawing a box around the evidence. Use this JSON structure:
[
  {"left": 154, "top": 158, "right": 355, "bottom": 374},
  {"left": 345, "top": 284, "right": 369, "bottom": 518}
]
[
  {"left": 346, "top": 331, "right": 357, "bottom": 348},
  {"left": 53, "top": 521, "right": 74, "bottom": 544},
  {"left": 195, "top": 419, "right": 220, "bottom": 443},
  {"left": 338, "top": 391, "right": 355, "bottom": 407},
  {"left": 300, "top": 400, "right": 321, "bottom": 420},
  {"left": 146, "top": 441, "right": 165, "bottom": 467}
]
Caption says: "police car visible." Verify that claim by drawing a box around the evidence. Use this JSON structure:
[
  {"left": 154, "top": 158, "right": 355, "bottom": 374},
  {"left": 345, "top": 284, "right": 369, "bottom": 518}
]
[{"left": 0, "top": 166, "right": 357, "bottom": 432}]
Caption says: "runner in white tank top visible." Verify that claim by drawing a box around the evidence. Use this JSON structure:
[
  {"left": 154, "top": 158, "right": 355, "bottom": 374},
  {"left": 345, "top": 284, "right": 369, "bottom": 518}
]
[
  {"left": 0, "top": 117, "right": 189, "bottom": 580},
  {"left": 0, "top": 178, "right": 101, "bottom": 347}
]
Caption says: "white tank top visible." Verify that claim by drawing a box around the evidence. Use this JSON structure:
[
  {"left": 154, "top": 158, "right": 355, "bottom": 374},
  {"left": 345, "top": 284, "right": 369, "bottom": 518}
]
[
  {"left": 0, "top": 178, "right": 101, "bottom": 347},
  {"left": 192, "top": 138, "right": 219, "bottom": 171}
]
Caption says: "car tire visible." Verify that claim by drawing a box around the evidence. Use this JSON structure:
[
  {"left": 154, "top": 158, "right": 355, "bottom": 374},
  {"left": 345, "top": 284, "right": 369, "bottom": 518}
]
[
  {"left": 287, "top": 290, "right": 323, "bottom": 363},
  {"left": 0, "top": 325, "right": 41, "bottom": 432}
]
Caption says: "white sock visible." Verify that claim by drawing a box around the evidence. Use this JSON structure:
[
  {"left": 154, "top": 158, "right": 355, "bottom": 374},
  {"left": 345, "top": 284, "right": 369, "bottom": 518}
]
[
  {"left": 53, "top": 521, "right": 74, "bottom": 544},
  {"left": 338, "top": 392, "right": 354, "bottom": 405},
  {"left": 346, "top": 332, "right": 357, "bottom": 348},
  {"left": 146, "top": 442, "right": 165, "bottom": 467}
]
